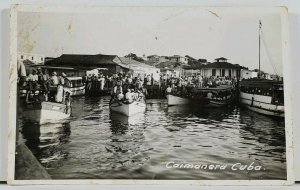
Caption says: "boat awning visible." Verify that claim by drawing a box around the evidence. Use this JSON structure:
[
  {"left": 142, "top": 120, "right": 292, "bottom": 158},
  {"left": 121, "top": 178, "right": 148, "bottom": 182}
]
[
  {"left": 67, "top": 77, "right": 83, "bottom": 80},
  {"left": 241, "top": 79, "right": 283, "bottom": 88}
]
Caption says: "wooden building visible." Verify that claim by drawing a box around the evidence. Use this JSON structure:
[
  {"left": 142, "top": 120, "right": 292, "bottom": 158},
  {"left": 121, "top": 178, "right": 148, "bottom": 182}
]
[{"left": 45, "top": 54, "right": 130, "bottom": 76}]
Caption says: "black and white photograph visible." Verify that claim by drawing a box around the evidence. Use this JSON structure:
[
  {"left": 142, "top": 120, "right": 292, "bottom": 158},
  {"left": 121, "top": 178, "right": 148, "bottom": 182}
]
[{"left": 8, "top": 5, "right": 293, "bottom": 185}]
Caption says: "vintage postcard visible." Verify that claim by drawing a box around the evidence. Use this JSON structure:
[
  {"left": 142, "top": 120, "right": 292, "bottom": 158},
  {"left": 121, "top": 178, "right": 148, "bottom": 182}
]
[{"left": 7, "top": 5, "right": 294, "bottom": 185}]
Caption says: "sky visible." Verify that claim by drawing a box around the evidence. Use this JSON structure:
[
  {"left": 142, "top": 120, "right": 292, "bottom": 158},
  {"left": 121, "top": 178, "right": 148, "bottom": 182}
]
[{"left": 17, "top": 7, "right": 283, "bottom": 75}]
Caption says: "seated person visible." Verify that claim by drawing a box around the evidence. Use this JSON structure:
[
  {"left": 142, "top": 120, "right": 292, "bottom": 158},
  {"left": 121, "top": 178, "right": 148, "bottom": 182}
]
[
  {"left": 125, "top": 89, "right": 132, "bottom": 102},
  {"left": 166, "top": 85, "right": 172, "bottom": 94}
]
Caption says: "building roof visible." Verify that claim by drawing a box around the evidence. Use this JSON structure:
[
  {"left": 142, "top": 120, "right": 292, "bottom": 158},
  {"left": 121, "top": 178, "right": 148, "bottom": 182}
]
[
  {"left": 147, "top": 55, "right": 159, "bottom": 58},
  {"left": 46, "top": 54, "right": 129, "bottom": 69},
  {"left": 203, "top": 61, "right": 241, "bottom": 69},
  {"left": 170, "top": 55, "right": 186, "bottom": 58},
  {"left": 215, "top": 57, "right": 228, "bottom": 61},
  {"left": 119, "top": 57, "right": 158, "bottom": 69}
]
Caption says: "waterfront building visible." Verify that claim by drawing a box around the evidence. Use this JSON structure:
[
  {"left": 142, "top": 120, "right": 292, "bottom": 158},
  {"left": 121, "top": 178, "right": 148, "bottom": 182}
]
[
  {"left": 155, "top": 61, "right": 184, "bottom": 77},
  {"left": 160, "top": 68, "right": 181, "bottom": 77},
  {"left": 241, "top": 69, "right": 252, "bottom": 79},
  {"left": 169, "top": 55, "right": 188, "bottom": 65},
  {"left": 201, "top": 57, "right": 241, "bottom": 78},
  {"left": 18, "top": 52, "right": 45, "bottom": 65},
  {"left": 147, "top": 55, "right": 170, "bottom": 65},
  {"left": 182, "top": 68, "right": 201, "bottom": 76},
  {"left": 45, "top": 54, "right": 129, "bottom": 76},
  {"left": 147, "top": 55, "right": 160, "bottom": 65},
  {"left": 119, "top": 57, "right": 160, "bottom": 81},
  {"left": 147, "top": 55, "right": 188, "bottom": 65}
]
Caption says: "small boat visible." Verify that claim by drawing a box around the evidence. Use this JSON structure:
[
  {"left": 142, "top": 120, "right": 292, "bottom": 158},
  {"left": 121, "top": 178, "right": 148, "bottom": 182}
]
[
  {"left": 110, "top": 99, "right": 146, "bottom": 116},
  {"left": 65, "top": 76, "right": 85, "bottom": 96},
  {"left": 23, "top": 101, "right": 71, "bottom": 124},
  {"left": 167, "top": 86, "right": 235, "bottom": 108},
  {"left": 22, "top": 86, "right": 72, "bottom": 124},
  {"left": 240, "top": 79, "right": 284, "bottom": 117}
]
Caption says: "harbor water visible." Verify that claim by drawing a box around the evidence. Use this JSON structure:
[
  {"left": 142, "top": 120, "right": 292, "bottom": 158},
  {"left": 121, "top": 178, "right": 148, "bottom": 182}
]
[{"left": 19, "top": 96, "right": 286, "bottom": 180}]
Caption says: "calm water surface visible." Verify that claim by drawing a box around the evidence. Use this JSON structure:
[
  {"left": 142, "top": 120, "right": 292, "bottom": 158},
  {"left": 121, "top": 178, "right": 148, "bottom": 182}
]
[{"left": 20, "top": 96, "right": 286, "bottom": 180}]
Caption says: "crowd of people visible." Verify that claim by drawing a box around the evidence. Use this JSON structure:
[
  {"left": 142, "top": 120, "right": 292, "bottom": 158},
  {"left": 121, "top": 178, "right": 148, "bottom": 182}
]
[
  {"left": 103, "top": 73, "right": 149, "bottom": 103},
  {"left": 19, "top": 67, "right": 72, "bottom": 104},
  {"left": 83, "top": 72, "right": 156, "bottom": 96},
  {"left": 81, "top": 71, "right": 238, "bottom": 100},
  {"left": 18, "top": 63, "right": 238, "bottom": 104},
  {"left": 161, "top": 74, "right": 238, "bottom": 98}
]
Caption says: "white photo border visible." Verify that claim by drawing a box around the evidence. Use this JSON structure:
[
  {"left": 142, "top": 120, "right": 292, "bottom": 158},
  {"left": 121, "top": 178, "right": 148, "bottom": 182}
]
[{"left": 7, "top": 4, "right": 294, "bottom": 185}]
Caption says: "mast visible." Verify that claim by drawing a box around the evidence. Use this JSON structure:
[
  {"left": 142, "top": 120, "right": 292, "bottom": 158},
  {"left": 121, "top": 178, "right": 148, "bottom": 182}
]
[{"left": 258, "top": 20, "right": 262, "bottom": 78}]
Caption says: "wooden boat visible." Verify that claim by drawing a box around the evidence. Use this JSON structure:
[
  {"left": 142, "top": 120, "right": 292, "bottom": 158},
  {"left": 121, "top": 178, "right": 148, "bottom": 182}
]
[
  {"left": 65, "top": 76, "right": 85, "bottom": 96},
  {"left": 239, "top": 20, "right": 284, "bottom": 118},
  {"left": 22, "top": 86, "right": 72, "bottom": 124},
  {"left": 23, "top": 101, "right": 71, "bottom": 124},
  {"left": 167, "top": 86, "right": 235, "bottom": 107},
  {"left": 110, "top": 99, "right": 146, "bottom": 116},
  {"left": 240, "top": 79, "right": 284, "bottom": 117}
]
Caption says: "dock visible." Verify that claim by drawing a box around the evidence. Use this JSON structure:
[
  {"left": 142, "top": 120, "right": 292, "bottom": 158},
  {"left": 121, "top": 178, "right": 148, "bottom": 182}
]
[{"left": 15, "top": 143, "right": 51, "bottom": 180}]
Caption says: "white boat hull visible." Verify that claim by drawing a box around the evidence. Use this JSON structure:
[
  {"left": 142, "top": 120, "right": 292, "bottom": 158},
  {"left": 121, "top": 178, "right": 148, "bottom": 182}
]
[
  {"left": 66, "top": 86, "right": 85, "bottom": 96},
  {"left": 23, "top": 102, "right": 71, "bottom": 124},
  {"left": 110, "top": 101, "right": 146, "bottom": 116},
  {"left": 167, "top": 94, "right": 190, "bottom": 106},
  {"left": 240, "top": 92, "right": 284, "bottom": 117}
]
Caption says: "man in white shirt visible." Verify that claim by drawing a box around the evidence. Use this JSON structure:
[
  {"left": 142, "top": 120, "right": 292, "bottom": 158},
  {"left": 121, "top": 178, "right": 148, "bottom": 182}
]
[
  {"left": 50, "top": 72, "right": 59, "bottom": 86},
  {"left": 166, "top": 85, "right": 172, "bottom": 94},
  {"left": 125, "top": 89, "right": 132, "bottom": 102}
]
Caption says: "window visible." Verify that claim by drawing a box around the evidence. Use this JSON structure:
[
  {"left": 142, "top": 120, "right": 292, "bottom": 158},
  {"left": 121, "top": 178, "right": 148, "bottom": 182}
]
[
  {"left": 222, "top": 69, "right": 225, "bottom": 77},
  {"left": 229, "top": 70, "right": 232, "bottom": 77},
  {"left": 21, "top": 55, "right": 23, "bottom": 59},
  {"left": 31, "top": 56, "right": 34, "bottom": 60},
  {"left": 41, "top": 57, "right": 43, "bottom": 61},
  {"left": 212, "top": 69, "right": 216, "bottom": 76}
]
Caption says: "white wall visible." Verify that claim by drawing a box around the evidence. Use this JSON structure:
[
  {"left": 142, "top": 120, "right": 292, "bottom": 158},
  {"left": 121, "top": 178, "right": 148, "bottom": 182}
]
[
  {"left": 241, "top": 69, "right": 252, "bottom": 79},
  {"left": 18, "top": 53, "right": 45, "bottom": 64},
  {"left": 252, "top": 71, "right": 258, "bottom": 78}
]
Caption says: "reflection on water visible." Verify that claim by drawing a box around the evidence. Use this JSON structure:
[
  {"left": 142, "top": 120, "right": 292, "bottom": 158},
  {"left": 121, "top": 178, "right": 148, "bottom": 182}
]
[
  {"left": 20, "top": 122, "right": 71, "bottom": 169},
  {"left": 20, "top": 96, "right": 286, "bottom": 180}
]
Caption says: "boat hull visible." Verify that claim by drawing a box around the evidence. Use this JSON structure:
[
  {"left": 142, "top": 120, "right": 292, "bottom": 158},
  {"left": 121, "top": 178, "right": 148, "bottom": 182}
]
[
  {"left": 166, "top": 94, "right": 190, "bottom": 106},
  {"left": 23, "top": 101, "right": 71, "bottom": 124},
  {"left": 110, "top": 101, "right": 146, "bottom": 116},
  {"left": 240, "top": 92, "right": 284, "bottom": 117},
  {"left": 66, "top": 86, "right": 85, "bottom": 96},
  {"left": 167, "top": 94, "right": 234, "bottom": 108}
]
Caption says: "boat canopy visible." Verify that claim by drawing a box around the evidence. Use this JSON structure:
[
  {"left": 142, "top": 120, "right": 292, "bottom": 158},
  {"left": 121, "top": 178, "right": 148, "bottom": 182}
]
[
  {"left": 241, "top": 79, "right": 283, "bottom": 88},
  {"left": 67, "top": 76, "right": 83, "bottom": 81}
]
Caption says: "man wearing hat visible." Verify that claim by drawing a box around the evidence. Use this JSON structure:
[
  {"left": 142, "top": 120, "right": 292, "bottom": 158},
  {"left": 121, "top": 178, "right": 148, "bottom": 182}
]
[
  {"left": 59, "top": 72, "right": 71, "bottom": 87},
  {"left": 50, "top": 72, "right": 59, "bottom": 86}
]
